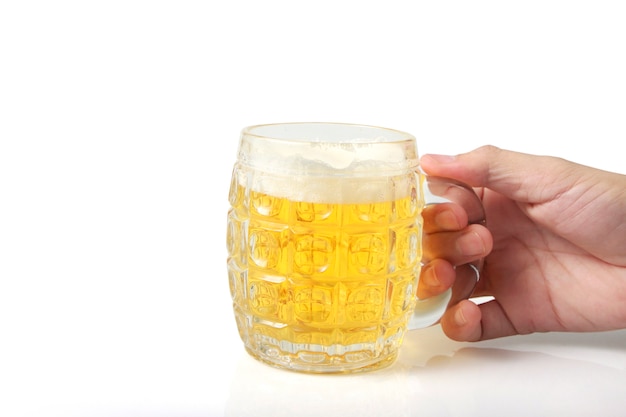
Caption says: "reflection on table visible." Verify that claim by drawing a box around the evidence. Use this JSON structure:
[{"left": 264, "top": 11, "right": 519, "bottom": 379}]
[{"left": 225, "top": 325, "right": 626, "bottom": 417}]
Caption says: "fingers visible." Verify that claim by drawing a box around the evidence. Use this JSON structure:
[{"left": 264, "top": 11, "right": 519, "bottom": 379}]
[
  {"left": 424, "top": 177, "right": 486, "bottom": 225},
  {"left": 417, "top": 258, "right": 455, "bottom": 299},
  {"left": 440, "top": 299, "right": 520, "bottom": 342},
  {"left": 439, "top": 300, "right": 483, "bottom": 341},
  {"left": 422, "top": 202, "right": 468, "bottom": 233},
  {"left": 420, "top": 145, "right": 578, "bottom": 204},
  {"left": 423, "top": 223, "right": 492, "bottom": 266},
  {"left": 421, "top": 202, "right": 492, "bottom": 265},
  {"left": 419, "top": 202, "right": 492, "bottom": 300}
]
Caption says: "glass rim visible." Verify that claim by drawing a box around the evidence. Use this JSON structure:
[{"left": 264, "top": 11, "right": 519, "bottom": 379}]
[{"left": 241, "top": 122, "right": 416, "bottom": 144}]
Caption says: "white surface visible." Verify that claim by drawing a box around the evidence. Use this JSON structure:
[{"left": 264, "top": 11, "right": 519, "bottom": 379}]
[{"left": 1, "top": 1, "right": 625, "bottom": 416}]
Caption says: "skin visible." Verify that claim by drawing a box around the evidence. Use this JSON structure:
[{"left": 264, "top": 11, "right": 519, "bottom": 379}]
[{"left": 419, "top": 145, "right": 626, "bottom": 341}]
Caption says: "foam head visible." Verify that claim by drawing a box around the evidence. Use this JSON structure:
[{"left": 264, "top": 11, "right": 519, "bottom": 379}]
[{"left": 236, "top": 123, "right": 420, "bottom": 203}]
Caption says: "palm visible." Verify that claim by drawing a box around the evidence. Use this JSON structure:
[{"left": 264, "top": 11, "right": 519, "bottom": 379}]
[{"left": 478, "top": 188, "right": 626, "bottom": 334}]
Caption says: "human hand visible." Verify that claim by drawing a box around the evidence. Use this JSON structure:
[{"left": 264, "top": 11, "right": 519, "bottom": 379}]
[{"left": 420, "top": 145, "right": 626, "bottom": 341}]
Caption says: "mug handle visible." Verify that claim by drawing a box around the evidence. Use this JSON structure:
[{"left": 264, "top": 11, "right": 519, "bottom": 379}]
[{"left": 407, "top": 175, "right": 486, "bottom": 330}]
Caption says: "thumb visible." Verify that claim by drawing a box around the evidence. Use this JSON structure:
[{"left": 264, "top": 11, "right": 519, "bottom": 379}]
[
  {"left": 421, "top": 146, "right": 626, "bottom": 265},
  {"left": 419, "top": 145, "right": 577, "bottom": 204}
]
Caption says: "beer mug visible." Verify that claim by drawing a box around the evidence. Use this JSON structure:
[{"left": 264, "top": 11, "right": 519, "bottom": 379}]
[{"left": 226, "top": 123, "right": 485, "bottom": 373}]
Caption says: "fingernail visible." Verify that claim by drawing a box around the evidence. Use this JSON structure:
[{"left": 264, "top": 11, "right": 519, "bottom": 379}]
[
  {"left": 422, "top": 263, "right": 441, "bottom": 288},
  {"left": 454, "top": 306, "right": 467, "bottom": 326},
  {"left": 434, "top": 209, "right": 461, "bottom": 230},
  {"left": 422, "top": 154, "right": 457, "bottom": 164},
  {"left": 456, "top": 231, "right": 485, "bottom": 257}
]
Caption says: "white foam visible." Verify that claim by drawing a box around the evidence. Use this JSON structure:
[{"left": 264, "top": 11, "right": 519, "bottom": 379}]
[
  {"left": 236, "top": 123, "right": 421, "bottom": 203},
  {"left": 235, "top": 160, "right": 420, "bottom": 204}
]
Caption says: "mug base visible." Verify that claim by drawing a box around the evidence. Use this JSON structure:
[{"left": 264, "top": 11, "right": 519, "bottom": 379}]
[{"left": 244, "top": 346, "right": 399, "bottom": 374}]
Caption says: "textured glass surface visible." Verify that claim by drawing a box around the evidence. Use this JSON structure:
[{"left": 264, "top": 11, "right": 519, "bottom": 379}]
[{"left": 227, "top": 163, "right": 423, "bottom": 373}]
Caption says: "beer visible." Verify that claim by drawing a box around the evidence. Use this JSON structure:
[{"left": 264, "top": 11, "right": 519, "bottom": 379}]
[
  {"left": 227, "top": 164, "right": 423, "bottom": 373},
  {"left": 227, "top": 123, "right": 484, "bottom": 373}
]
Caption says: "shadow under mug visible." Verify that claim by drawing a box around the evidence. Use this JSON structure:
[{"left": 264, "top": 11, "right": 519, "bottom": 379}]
[{"left": 226, "top": 122, "right": 485, "bottom": 373}]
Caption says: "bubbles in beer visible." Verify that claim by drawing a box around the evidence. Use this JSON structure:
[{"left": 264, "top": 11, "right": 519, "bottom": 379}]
[{"left": 227, "top": 162, "right": 423, "bottom": 372}]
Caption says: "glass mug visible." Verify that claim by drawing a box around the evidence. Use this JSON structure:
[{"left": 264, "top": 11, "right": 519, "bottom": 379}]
[{"left": 226, "top": 123, "right": 485, "bottom": 373}]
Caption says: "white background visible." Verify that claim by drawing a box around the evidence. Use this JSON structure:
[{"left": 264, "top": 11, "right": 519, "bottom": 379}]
[{"left": 1, "top": 1, "right": 625, "bottom": 416}]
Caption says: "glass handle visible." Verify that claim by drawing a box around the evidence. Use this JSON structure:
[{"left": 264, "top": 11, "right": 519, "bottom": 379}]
[{"left": 408, "top": 176, "right": 486, "bottom": 330}]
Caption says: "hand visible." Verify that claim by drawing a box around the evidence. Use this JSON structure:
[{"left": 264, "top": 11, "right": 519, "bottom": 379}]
[
  {"left": 418, "top": 200, "right": 491, "bottom": 301},
  {"left": 420, "top": 145, "right": 626, "bottom": 341}
]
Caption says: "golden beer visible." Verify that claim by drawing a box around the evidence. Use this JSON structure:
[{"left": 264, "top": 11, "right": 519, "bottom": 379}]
[{"left": 227, "top": 123, "right": 425, "bottom": 372}]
